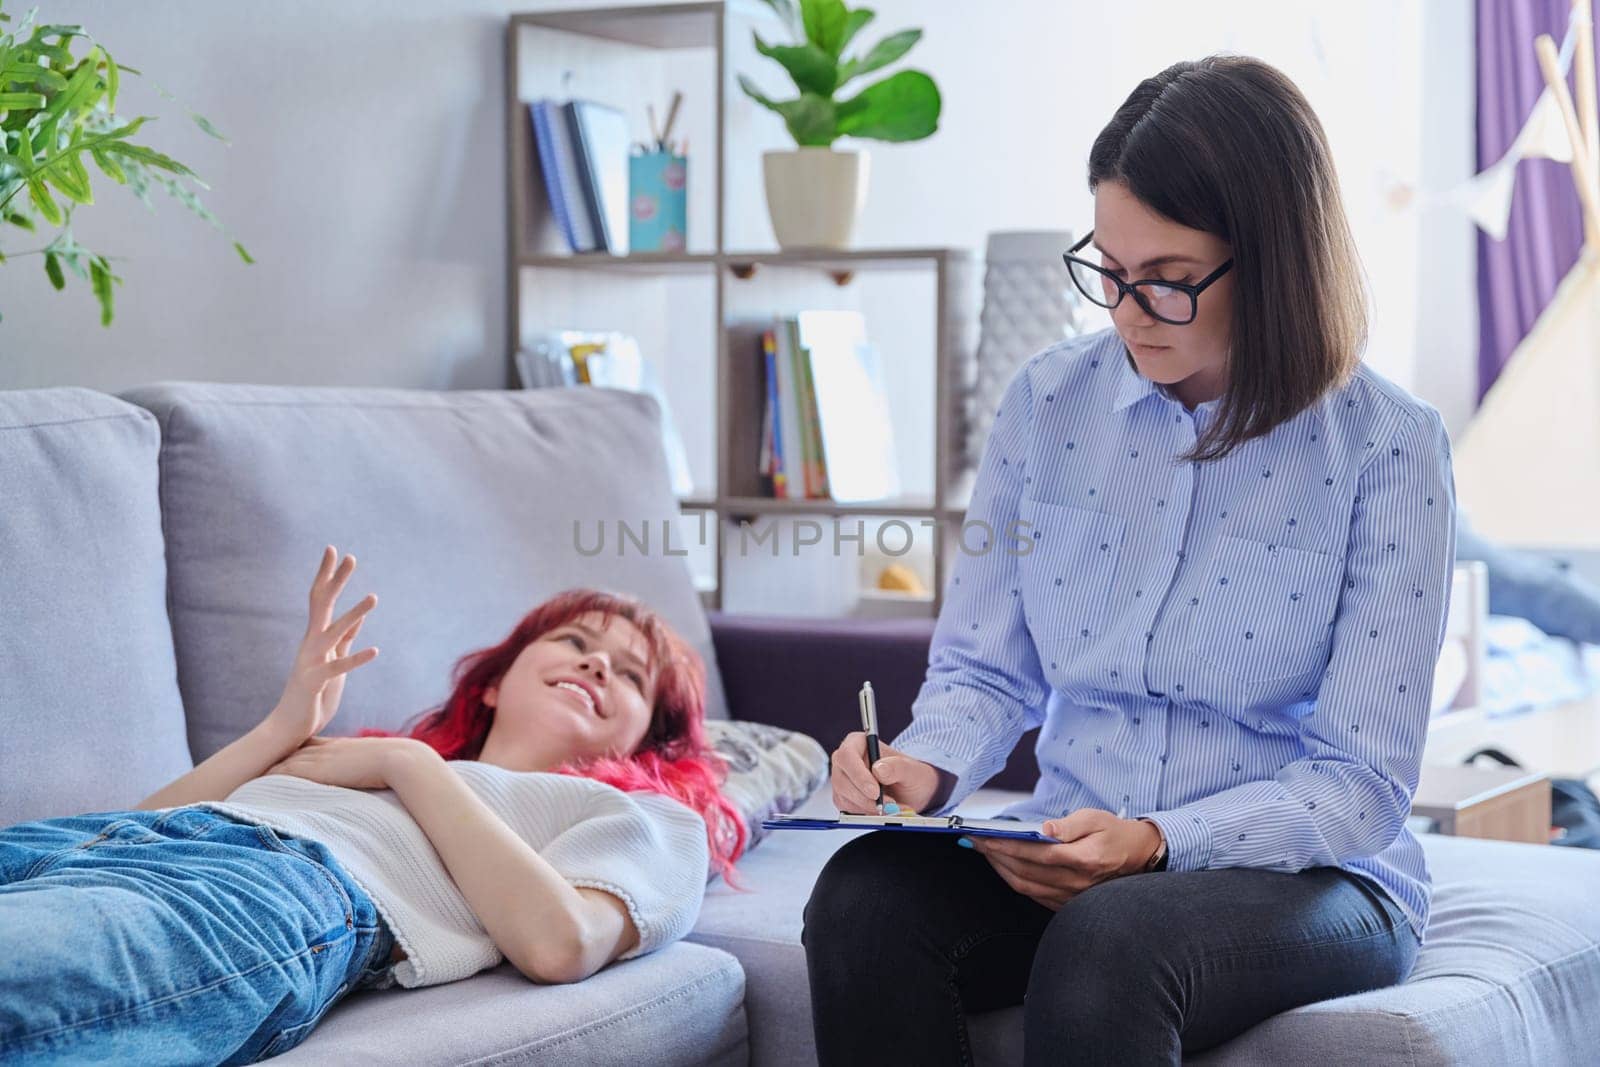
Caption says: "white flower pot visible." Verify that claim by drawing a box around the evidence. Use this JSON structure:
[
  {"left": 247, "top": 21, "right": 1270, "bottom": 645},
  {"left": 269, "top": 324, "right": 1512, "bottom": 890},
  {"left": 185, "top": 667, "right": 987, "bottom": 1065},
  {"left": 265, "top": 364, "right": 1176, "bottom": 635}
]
[{"left": 762, "top": 147, "right": 870, "bottom": 250}]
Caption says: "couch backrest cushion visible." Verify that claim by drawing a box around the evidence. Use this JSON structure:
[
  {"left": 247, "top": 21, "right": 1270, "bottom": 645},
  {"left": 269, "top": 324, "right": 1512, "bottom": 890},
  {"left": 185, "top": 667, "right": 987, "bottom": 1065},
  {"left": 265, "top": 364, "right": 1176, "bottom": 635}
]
[
  {"left": 0, "top": 388, "right": 193, "bottom": 824},
  {"left": 120, "top": 383, "right": 726, "bottom": 761}
]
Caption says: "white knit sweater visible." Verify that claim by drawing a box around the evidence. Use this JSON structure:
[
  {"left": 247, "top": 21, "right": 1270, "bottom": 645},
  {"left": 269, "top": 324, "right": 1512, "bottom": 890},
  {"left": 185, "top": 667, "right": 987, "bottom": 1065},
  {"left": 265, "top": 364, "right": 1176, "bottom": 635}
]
[{"left": 203, "top": 762, "right": 709, "bottom": 988}]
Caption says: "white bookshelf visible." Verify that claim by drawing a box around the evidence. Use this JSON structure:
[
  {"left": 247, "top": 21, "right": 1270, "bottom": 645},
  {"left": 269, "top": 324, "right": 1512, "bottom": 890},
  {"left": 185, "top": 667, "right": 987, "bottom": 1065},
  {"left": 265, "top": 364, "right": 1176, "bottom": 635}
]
[{"left": 507, "top": 3, "right": 979, "bottom": 616}]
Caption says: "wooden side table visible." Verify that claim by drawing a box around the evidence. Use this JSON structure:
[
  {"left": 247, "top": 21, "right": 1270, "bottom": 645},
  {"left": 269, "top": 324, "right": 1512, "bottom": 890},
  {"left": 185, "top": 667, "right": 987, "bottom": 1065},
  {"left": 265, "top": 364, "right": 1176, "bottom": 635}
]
[{"left": 1412, "top": 763, "right": 1553, "bottom": 844}]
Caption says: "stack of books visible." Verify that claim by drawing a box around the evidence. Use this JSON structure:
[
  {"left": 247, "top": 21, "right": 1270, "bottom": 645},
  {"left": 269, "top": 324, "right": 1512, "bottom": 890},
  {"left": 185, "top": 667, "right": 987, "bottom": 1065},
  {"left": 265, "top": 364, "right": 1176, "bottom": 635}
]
[
  {"left": 517, "top": 331, "right": 694, "bottom": 499},
  {"left": 759, "top": 311, "right": 900, "bottom": 504},
  {"left": 529, "top": 99, "right": 630, "bottom": 254}
]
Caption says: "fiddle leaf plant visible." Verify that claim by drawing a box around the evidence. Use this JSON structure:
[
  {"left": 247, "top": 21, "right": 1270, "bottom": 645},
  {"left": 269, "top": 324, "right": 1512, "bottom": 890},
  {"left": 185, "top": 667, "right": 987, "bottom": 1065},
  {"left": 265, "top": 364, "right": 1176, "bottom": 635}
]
[
  {"left": 0, "top": 2, "right": 252, "bottom": 327},
  {"left": 739, "top": 0, "right": 941, "bottom": 148}
]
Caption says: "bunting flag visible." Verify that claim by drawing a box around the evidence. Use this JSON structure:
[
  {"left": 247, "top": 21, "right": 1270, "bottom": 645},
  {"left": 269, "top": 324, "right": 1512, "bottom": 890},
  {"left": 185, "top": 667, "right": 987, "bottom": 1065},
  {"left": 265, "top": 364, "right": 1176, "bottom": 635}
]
[
  {"left": 1453, "top": 2, "right": 1600, "bottom": 546},
  {"left": 1386, "top": 11, "right": 1583, "bottom": 237}
]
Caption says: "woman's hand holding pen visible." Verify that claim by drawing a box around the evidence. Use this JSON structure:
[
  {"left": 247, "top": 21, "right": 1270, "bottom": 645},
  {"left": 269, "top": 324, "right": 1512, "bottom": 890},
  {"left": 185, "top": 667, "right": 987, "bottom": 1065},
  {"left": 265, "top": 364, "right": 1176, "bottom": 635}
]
[
  {"left": 830, "top": 733, "right": 942, "bottom": 814},
  {"left": 965, "top": 809, "right": 1165, "bottom": 911}
]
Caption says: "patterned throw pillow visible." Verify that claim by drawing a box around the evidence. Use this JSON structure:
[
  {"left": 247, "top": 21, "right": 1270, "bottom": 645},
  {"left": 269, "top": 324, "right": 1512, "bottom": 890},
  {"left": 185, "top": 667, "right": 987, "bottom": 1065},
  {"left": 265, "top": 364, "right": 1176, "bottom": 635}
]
[{"left": 706, "top": 720, "right": 829, "bottom": 856}]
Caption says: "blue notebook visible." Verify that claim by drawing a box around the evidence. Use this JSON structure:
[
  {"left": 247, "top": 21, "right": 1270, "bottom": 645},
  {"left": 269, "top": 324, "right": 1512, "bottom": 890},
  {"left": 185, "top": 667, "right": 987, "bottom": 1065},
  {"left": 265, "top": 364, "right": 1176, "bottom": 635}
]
[
  {"left": 529, "top": 100, "right": 597, "bottom": 252},
  {"left": 764, "top": 812, "right": 1057, "bottom": 842}
]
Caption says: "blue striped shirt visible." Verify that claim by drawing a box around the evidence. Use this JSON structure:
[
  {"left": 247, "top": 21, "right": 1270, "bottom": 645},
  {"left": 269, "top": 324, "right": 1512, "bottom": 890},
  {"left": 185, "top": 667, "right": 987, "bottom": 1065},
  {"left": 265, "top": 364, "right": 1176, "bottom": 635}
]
[{"left": 894, "top": 327, "right": 1456, "bottom": 942}]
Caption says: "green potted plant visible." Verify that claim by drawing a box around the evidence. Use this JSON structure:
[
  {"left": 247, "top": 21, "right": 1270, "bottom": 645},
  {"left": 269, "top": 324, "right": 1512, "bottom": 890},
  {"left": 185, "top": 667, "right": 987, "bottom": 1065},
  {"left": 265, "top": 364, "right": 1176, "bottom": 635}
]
[
  {"left": 0, "top": 3, "right": 250, "bottom": 326},
  {"left": 740, "top": 0, "right": 941, "bottom": 249}
]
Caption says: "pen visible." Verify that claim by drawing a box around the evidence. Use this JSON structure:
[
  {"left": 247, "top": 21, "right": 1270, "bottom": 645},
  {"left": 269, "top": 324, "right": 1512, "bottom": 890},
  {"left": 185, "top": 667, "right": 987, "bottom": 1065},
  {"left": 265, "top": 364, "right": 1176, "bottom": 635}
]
[{"left": 860, "top": 681, "right": 885, "bottom": 811}]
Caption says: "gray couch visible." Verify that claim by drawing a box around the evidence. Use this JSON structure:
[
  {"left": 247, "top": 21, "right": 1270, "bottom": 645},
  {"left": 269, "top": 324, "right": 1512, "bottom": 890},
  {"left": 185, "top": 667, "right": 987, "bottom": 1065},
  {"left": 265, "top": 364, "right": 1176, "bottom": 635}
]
[{"left": 3, "top": 383, "right": 1598, "bottom": 1065}]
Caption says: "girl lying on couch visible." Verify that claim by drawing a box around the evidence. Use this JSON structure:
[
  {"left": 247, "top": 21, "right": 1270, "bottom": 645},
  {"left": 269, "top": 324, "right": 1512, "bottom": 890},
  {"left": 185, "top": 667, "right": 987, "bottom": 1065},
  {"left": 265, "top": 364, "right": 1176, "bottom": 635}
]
[{"left": 0, "top": 547, "right": 744, "bottom": 1064}]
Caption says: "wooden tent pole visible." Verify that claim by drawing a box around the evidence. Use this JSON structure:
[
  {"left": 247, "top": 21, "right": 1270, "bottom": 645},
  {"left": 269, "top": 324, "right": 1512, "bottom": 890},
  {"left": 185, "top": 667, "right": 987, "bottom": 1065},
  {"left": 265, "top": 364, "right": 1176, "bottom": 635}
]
[
  {"left": 1536, "top": 32, "right": 1600, "bottom": 249},
  {"left": 1575, "top": 0, "right": 1599, "bottom": 193}
]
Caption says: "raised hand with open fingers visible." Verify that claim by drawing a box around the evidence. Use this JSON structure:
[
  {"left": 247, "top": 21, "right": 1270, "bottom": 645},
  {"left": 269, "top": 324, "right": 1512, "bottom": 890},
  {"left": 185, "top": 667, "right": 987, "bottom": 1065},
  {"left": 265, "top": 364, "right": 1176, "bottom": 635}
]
[{"left": 263, "top": 546, "right": 380, "bottom": 745}]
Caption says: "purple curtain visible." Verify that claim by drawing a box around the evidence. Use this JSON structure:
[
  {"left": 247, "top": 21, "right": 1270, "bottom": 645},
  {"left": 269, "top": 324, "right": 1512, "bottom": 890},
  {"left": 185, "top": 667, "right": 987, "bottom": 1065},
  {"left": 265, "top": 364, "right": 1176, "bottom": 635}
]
[{"left": 1476, "top": 0, "right": 1597, "bottom": 404}]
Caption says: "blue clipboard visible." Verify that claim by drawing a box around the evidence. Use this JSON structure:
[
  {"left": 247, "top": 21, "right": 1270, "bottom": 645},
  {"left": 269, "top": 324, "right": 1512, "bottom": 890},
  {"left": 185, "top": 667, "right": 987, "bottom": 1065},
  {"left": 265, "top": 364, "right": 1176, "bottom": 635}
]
[{"left": 763, "top": 812, "right": 1058, "bottom": 842}]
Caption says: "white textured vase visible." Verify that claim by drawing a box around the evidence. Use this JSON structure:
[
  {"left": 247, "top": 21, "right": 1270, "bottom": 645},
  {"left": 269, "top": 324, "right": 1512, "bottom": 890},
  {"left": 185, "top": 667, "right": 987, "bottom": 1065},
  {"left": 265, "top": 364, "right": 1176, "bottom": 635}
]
[
  {"left": 762, "top": 148, "right": 869, "bottom": 249},
  {"left": 960, "top": 231, "right": 1088, "bottom": 481}
]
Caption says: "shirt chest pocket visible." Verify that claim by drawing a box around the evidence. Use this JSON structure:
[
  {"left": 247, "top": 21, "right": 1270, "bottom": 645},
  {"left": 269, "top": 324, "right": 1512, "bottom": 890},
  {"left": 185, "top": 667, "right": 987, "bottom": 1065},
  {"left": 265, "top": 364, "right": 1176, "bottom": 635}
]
[
  {"left": 1017, "top": 500, "right": 1127, "bottom": 640},
  {"left": 1189, "top": 535, "right": 1343, "bottom": 683}
]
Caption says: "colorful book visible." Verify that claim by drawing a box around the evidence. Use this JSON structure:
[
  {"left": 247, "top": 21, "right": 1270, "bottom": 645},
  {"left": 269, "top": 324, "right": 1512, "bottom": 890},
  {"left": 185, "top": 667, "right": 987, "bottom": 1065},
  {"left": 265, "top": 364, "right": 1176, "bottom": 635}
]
[
  {"left": 761, "top": 329, "right": 788, "bottom": 498},
  {"left": 791, "top": 317, "right": 830, "bottom": 498},
  {"left": 772, "top": 318, "right": 807, "bottom": 499},
  {"left": 796, "top": 310, "right": 899, "bottom": 503}
]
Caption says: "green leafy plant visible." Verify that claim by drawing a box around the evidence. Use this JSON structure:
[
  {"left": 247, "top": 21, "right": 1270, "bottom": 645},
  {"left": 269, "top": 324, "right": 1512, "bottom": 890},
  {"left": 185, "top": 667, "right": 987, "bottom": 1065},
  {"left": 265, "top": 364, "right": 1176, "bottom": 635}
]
[
  {"left": 0, "top": 3, "right": 252, "bottom": 326},
  {"left": 739, "top": 0, "right": 940, "bottom": 148}
]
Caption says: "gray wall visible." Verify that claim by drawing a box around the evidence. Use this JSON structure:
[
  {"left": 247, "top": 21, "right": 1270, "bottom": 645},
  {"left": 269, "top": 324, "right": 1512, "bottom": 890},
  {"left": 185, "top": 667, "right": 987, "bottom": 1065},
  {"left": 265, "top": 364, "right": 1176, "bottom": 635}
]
[
  {"left": 2, "top": 0, "right": 528, "bottom": 392},
  {"left": 1, "top": 0, "right": 1477, "bottom": 439}
]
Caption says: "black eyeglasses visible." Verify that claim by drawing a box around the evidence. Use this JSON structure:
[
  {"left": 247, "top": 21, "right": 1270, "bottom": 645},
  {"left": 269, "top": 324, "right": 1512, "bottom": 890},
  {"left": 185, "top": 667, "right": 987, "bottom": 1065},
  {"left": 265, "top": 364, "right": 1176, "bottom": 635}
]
[{"left": 1062, "top": 231, "right": 1233, "bottom": 326}]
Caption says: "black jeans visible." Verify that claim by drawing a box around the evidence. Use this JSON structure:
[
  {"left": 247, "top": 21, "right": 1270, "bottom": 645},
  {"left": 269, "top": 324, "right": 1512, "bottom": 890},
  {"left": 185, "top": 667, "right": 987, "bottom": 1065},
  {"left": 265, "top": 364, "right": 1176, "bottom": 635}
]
[{"left": 802, "top": 830, "right": 1419, "bottom": 1065}]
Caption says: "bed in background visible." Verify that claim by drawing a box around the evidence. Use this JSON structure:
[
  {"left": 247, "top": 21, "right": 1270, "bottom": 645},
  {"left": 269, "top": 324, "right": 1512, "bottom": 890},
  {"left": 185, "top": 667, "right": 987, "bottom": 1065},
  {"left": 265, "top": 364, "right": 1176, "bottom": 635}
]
[{"left": 1427, "top": 560, "right": 1600, "bottom": 788}]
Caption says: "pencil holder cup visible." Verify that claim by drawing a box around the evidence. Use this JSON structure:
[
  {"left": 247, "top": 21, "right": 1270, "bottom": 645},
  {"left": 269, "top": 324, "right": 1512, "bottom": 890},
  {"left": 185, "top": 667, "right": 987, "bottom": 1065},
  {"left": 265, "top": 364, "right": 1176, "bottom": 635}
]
[{"left": 629, "top": 150, "right": 687, "bottom": 253}]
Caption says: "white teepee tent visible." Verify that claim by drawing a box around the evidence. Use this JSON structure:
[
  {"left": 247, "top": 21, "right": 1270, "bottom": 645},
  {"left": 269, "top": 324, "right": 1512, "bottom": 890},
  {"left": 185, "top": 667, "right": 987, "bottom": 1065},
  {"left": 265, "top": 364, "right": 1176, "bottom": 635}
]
[{"left": 1455, "top": 0, "right": 1600, "bottom": 547}]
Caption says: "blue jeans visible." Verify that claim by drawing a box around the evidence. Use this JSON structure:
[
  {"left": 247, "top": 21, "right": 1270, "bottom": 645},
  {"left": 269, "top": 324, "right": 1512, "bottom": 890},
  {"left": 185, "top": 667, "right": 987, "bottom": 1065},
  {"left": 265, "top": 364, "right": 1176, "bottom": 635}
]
[
  {"left": 0, "top": 806, "right": 395, "bottom": 1065},
  {"left": 803, "top": 830, "right": 1420, "bottom": 1065}
]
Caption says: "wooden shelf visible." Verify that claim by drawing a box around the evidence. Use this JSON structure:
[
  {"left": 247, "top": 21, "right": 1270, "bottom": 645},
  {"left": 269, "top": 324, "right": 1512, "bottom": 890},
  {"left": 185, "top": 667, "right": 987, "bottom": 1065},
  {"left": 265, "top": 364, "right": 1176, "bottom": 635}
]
[
  {"left": 511, "top": 3, "right": 723, "bottom": 50},
  {"left": 724, "top": 246, "right": 965, "bottom": 267},
  {"left": 519, "top": 252, "right": 719, "bottom": 274},
  {"left": 515, "top": 248, "right": 966, "bottom": 280},
  {"left": 720, "top": 496, "right": 961, "bottom": 519}
]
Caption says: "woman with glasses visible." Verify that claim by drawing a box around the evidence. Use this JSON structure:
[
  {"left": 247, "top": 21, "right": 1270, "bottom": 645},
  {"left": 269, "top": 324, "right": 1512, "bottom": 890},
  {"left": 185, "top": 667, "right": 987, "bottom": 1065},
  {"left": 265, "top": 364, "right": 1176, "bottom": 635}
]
[{"left": 806, "top": 55, "right": 1452, "bottom": 1065}]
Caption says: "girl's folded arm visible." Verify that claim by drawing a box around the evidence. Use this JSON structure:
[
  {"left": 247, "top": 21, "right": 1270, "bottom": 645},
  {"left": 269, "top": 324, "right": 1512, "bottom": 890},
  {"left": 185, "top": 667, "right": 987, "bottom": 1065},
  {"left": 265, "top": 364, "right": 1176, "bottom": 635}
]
[
  {"left": 383, "top": 743, "right": 632, "bottom": 984},
  {"left": 135, "top": 717, "right": 305, "bottom": 809}
]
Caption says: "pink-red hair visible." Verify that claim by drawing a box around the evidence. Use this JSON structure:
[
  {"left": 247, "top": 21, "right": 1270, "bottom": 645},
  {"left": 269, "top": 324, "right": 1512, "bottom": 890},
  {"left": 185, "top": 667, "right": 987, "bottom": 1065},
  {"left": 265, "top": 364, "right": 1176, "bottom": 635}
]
[{"left": 365, "top": 589, "right": 745, "bottom": 880}]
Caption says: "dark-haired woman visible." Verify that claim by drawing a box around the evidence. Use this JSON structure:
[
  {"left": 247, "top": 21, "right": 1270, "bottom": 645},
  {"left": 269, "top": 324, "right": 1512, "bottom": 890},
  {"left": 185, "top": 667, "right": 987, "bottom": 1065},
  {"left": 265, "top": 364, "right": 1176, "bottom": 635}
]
[
  {"left": 806, "top": 56, "right": 1453, "bottom": 1064},
  {"left": 0, "top": 547, "right": 743, "bottom": 1064}
]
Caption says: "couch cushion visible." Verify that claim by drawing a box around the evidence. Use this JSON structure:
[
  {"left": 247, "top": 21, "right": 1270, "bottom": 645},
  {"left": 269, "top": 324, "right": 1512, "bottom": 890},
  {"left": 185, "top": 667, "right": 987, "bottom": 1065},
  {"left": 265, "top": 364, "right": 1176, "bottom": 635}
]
[
  {"left": 1191, "top": 834, "right": 1600, "bottom": 1066},
  {"left": 270, "top": 942, "right": 747, "bottom": 1065},
  {"left": 689, "top": 786, "right": 1600, "bottom": 1066},
  {"left": 0, "top": 388, "right": 192, "bottom": 825},
  {"left": 120, "top": 384, "right": 727, "bottom": 760},
  {"left": 705, "top": 720, "right": 829, "bottom": 857}
]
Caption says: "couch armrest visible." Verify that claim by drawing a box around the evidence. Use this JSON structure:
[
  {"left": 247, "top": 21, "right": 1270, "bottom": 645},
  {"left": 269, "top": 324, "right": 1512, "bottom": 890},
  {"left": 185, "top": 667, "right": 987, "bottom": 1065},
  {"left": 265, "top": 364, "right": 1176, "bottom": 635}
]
[{"left": 707, "top": 612, "right": 1040, "bottom": 794}]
